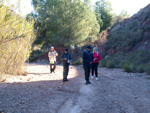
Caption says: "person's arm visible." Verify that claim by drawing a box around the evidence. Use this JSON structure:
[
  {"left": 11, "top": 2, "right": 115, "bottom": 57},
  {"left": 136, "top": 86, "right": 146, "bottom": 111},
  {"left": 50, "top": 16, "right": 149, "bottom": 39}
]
[
  {"left": 54, "top": 50, "right": 58, "bottom": 56},
  {"left": 61, "top": 53, "right": 67, "bottom": 61},
  {"left": 82, "top": 52, "right": 89, "bottom": 63},
  {"left": 94, "top": 53, "right": 101, "bottom": 61},
  {"left": 97, "top": 53, "right": 102, "bottom": 60},
  {"left": 90, "top": 54, "right": 94, "bottom": 64},
  {"left": 48, "top": 52, "right": 52, "bottom": 62}
]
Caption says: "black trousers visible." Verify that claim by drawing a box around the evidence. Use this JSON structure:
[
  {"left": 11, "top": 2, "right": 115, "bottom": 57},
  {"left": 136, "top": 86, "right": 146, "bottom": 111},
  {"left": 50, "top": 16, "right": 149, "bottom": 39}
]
[
  {"left": 92, "top": 63, "right": 99, "bottom": 77},
  {"left": 50, "top": 62, "right": 56, "bottom": 73},
  {"left": 83, "top": 66, "right": 91, "bottom": 82},
  {"left": 63, "top": 64, "right": 69, "bottom": 80}
]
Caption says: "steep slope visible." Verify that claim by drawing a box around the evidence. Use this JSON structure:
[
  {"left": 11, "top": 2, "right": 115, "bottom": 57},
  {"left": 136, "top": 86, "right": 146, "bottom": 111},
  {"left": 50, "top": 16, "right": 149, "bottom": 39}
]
[
  {"left": 104, "top": 4, "right": 150, "bottom": 55},
  {"left": 97, "top": 4, "right": 150, "bottom": 73}
]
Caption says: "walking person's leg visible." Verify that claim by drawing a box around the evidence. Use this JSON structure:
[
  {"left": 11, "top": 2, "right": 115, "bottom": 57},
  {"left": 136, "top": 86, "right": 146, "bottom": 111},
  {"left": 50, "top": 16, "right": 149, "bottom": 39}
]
[
  {"left": 63, "top": 65, "right": 68, "bottom": 82},
  {"left": 53, "top": 62, "right": 56, "bottom": 73},
  {"left": 91, "top": 64, "right": 94, "bottom": 79},
  {"left": 66, "top": 64, "right": 69, "bottom": 81},
  {"left": 95, "top": 63, "right": 99, "bottom": 80},
  {"left": 50, "top": 64, "right": 53, "bottom": 73},
  {"left": 84, "top": 66, "right": 91, "bottom": 85},
  {"left": 87, "top": 66, "right": 91, "bottom": 84},
  {"left": 51, "top": 64, "right": 55, "bottom": 73},
  {"left": 84, "top": 66, "right": 89, "bottom": 84},
  {"left": 63, "top": 65, "right": 66, "bottom": 81}
]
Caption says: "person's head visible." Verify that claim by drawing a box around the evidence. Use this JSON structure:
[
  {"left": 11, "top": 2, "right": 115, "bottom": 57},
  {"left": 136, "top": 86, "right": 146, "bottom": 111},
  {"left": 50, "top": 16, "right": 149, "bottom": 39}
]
[
  {"left": 86, "top": 46, "right": 92, "bottom": 52},
  {"left": 50, "top": 46, "right": 54, "bottom": 52},
  {"left": 65, "top": 48, "right": 68, "bottom": 54},
  {"left": 93, "top": 47, "right": 98, "bottom": 53}
]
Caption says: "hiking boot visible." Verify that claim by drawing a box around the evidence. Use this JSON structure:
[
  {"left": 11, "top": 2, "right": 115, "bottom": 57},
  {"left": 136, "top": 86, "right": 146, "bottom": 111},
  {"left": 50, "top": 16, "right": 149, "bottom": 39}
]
[
  {"left": 85, "top": 81, "right": 91, "bottom": 85},
  {"left": 88, "top": 81, "right": 91, "bottom": 84},
  {"left": 63, "top": 79, "right": 69, "bottom": 82},
  {"left": 65, "top": 79, "right": 69, "bottom": 81},
  {"left": 85, "top": 82, "right": 89, "bottom": 85}
]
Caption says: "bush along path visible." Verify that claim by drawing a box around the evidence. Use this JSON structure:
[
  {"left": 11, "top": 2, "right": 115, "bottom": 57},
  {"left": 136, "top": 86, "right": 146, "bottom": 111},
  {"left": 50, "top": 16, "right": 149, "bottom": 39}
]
[{"left": 0, "top": 63, "right": 150, "bottom": 113}]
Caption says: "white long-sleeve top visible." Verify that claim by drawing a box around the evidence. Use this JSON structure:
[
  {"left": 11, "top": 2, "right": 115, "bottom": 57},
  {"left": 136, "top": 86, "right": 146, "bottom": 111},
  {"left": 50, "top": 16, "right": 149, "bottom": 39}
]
[{"left": 48, "top": 50, "right": 58, "bottom": 64}]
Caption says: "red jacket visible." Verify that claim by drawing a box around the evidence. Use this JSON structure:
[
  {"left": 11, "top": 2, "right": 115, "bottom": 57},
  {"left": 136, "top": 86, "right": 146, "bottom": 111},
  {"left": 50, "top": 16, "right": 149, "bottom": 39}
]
[{"left": 93, "top": 52, "right": 102, "bottom": 63}]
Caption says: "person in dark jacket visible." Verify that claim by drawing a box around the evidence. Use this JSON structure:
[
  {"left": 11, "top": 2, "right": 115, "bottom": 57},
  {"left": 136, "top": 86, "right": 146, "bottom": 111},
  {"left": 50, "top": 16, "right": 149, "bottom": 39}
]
[
  {"left": 82, "top": 46, "right": 94, "bottom": 85},
  {"left": 61, "top": 48, "right": 72, "bottom": 82}
]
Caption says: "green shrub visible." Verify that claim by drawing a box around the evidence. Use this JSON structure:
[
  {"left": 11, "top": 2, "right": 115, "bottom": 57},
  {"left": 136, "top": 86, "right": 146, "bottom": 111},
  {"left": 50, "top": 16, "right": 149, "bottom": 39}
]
[
  {"left": 101, "top": 51, "right": 150, "bottom": 73},
  {"left": 72, "top": 58, "right": 83, "bottom": 65},
  {"left": 29, "top": 50, "right": 44, "bottom": 62},
  {"left": 137, "top": 66, "right": 145, "bottom": 73},
  {"left": 0, "top": 4, "right": 35, "bottom": 75},
  {"left": 113, "top": 59, "right": 121, "bottom": 67},
  {"left": 122, "top": 63, "right": 135, "bottom": 73},
  {"left": 136, "top": 51, "right": 150, "bottom": 64},
  {"left": 99, "top": 60, "right": 107, "bottom": 67},
  {"left": 106, "top": 60, "right": 115, "bottom": 68},
  {"left": 146, "top": 65, "right": 150, "bottom": 75},
  {"left": 146, "top": 77, "right": 150, "bottom": 80},
  {"left": 109, "top": 54, "right": 123, "bottom": 68},
  {"left": 127, "top": 50, "right": 150, "bottom": 65}
]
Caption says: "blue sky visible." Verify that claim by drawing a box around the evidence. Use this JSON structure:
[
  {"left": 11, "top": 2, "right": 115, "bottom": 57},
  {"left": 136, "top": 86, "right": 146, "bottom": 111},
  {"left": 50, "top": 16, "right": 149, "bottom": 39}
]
[{"left": 8, "top": 0, "right": 150, "bottom": 16}]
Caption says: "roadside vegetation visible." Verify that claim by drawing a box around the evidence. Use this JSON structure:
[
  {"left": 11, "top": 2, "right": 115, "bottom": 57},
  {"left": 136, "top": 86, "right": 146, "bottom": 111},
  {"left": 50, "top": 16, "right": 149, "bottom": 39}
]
[
  {"left": 99, "top": 50, "right": 150, "bottom": 74},
  {"left": 0, "top": 1, "right": 35, "bottom": 76},
  {"left": 98, "top": 4, "right": 150, "bottom": 75}
]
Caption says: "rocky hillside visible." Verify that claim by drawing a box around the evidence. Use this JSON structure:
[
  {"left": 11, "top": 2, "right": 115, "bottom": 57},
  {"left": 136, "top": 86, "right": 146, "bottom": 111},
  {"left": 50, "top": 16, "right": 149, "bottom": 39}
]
[
  {"left": 102, "top": 4, "right": 150, "bottom": 56},
  {"left": 96, "top": 4, "right": 150, "bottom": 74}
]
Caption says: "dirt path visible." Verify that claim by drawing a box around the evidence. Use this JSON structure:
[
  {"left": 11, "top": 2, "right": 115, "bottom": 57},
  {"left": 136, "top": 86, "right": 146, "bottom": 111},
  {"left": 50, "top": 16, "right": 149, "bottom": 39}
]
[{"left": 0, "top": 63, "right": 150, "bottom": 113}]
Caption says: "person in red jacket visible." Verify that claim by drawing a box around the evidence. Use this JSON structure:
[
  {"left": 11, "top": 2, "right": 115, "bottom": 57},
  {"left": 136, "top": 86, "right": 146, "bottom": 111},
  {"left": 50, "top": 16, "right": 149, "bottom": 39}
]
[{"left": 91, "top": 47, "right": 102, "bottom": 80}]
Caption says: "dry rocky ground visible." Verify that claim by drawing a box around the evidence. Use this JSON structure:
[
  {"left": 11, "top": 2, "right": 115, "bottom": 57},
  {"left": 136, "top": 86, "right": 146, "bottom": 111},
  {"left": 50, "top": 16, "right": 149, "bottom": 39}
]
[{"left": 0, "top": 63, "right": 150, "bottom": 113}]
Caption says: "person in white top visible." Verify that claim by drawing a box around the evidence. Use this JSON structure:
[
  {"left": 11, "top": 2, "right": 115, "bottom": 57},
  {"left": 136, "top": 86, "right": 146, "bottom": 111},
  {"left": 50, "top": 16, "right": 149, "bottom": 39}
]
[{"left": 48, "top": 46, "right": 58, "bottom": 73}]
